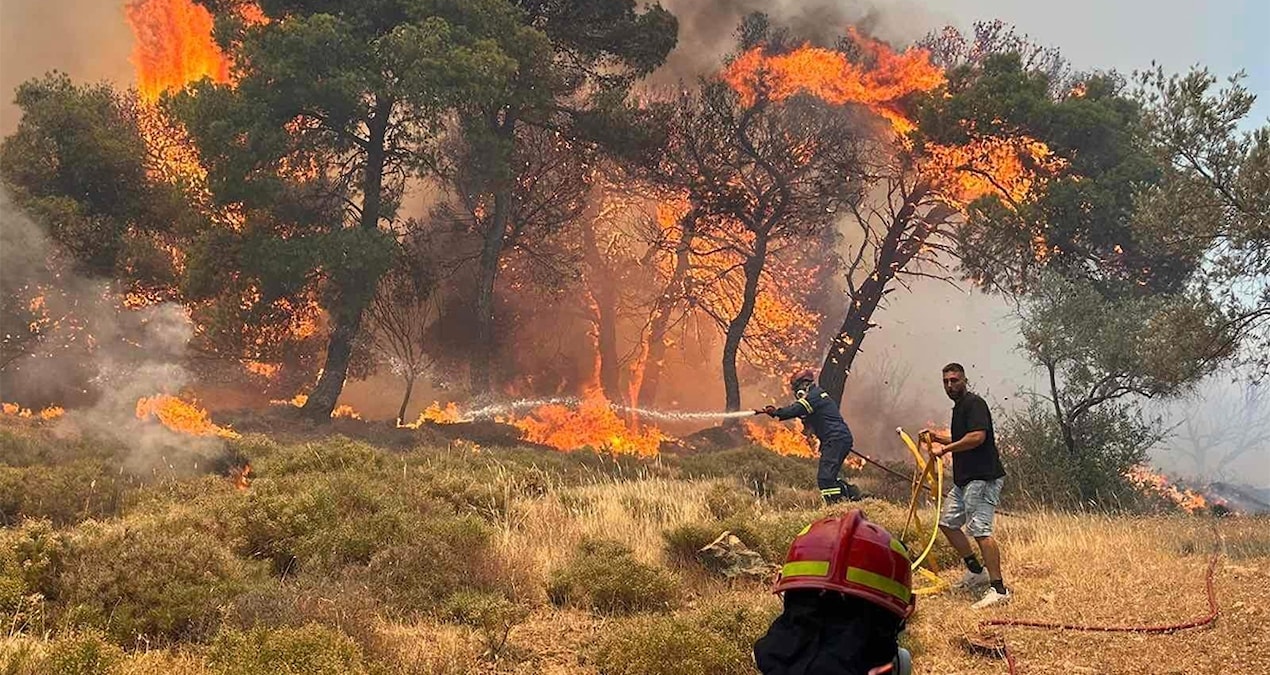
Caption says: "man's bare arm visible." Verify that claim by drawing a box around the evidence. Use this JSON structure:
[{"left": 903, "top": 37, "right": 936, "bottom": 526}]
[{"left": 933, "top": 430, "right": 985, "bottom": 456}]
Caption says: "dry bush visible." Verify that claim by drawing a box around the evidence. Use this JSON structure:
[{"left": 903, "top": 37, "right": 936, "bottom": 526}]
[
  {"left": 589, "top": 613, "right": 753, "bottom": 675},
  {"left": 547, "top": 539, "right": 680, "bottom": 614},
  {"left": 661, "top": 523, "right": 719, "bottom": 568},
  {"left": 0, "top": 460, "right": 130, "bottom": 526},
  {"left": 32, "top": 630, "right": 123, "bottom": 675},
  {"left": 704, "top": 483, "right": 758, "bottom": 521},
  {"left": 674, "top": 447, "right": 815, "bottom": 497},
  {"left": 208, "top": 624, "right": 365, "bottom": 675},
  {"left": 439, "top": 590, "right": 531, "bottom": 661},
  {"left": 364, "top": 516, "right": 504, "bottom": 617},
  {"left": 222, "top": 579, "right": 384, "bottom": 654},
  {"left": 56, "top": 519, "right": 261, "bottom": 646}
]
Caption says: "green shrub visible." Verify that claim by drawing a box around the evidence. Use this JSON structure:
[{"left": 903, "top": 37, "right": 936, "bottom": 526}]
[
  {"left": 414, "top": 469, "right": 509, "bottom": 519},
  {"left": 57, "top": 520, "right": 258, "bottom": 645},
  {"left": 697, "top": 600, "right": 780, "bottom": 653},
  {"left": 548, "top": 539, "right": 679, "bottom": 614},
  {"left": 42, "top": 630, "right": 125, "bottom": 675},
  {"left": 208, "top": 624, "right": 365, "bottom": 675},
  {"left": 2, "top": 519, "right": 69, "bottom": 606},
  {"left": 0, "top": 427, "right": 116, "bottom": 468},
  {"left": 365, "top": 515, "right": 501, "bottom": 616},
  {"left": 440, "top": 590, "right": 530, "bottom": 661},
  {"left": 590, "top": 615, "right": 751, "bottom": 675},
  {"left": 0, "top": 460, "right": 128, "bottom": 526},
  {"left": 251, "top": 436, "right": 386, "bottom": 478},
  {"left": 236, "top": 471, "right": 410, "bottom": 576},
  {"left": 661, "top": 523, "right": 718, "bottom": 568},
  {"left": 223, "top": 580, "right": 383, "bottom": 652},
  {"left": 704, "top": 483, "right": 757, "bottom": 521}
]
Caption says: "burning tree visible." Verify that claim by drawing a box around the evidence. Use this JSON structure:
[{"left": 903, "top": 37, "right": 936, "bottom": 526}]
[
  {"left": 440, "top": 0, "right": 678, "bottom": 395},
  {"left": 170, "top": 0, "right": 525, "bottom": 419},
  {"left": 645, "top": 73, "right": 863, "bottom": 412}
]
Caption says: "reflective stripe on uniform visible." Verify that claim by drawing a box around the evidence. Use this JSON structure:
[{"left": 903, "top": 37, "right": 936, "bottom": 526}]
[
  {"left": 846, "top": 566, "right": 912, "bottom": 604},
  {"left": 797, "top": 397, "right": 813, "bottom": 413},
  {"left": 782, "top": 560, "right": 830, "bottom": 577},
  {"left": 821, "top": 487, "right": 841, "bottom": 495}
]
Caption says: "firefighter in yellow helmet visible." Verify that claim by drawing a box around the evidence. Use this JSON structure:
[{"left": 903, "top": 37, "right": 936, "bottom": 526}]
[{"left": 754, "top": 510, "right": 914, "bottom": 675}]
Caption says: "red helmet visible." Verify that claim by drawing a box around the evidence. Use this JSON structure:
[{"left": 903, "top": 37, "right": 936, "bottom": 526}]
[
  {"left": 772, "top": 510, "right": 915, "bottom": 619},
  {"left": 789, "top": 368, "right": 816, "bottom": 388}
]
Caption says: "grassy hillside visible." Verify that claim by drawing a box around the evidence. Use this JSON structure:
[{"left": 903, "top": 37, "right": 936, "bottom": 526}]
[{"left": 1, "top": 419, "right": 1267, "bottom": 674}]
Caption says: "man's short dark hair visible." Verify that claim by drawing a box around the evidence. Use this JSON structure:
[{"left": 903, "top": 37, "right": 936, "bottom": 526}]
[{"left": 942, "top": 362, "right": 965, "bottom": 375}]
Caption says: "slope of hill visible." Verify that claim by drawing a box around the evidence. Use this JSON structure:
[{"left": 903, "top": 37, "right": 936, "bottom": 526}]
[{"left": 1, "top": 419, "right": 1267, "bottom": 674}]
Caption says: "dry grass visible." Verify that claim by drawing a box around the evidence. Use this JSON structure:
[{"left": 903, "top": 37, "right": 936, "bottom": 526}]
[
  {"left": 465, "top": 474, "right": 1270, "bottom": 674},
  {"left": 3, "top": 429, "right": 1267, "bottom": 675}
]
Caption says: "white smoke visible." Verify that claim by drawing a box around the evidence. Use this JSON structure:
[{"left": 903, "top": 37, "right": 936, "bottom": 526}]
[{"left": 0, "top": 187, "right": 226, "bottom": 476}]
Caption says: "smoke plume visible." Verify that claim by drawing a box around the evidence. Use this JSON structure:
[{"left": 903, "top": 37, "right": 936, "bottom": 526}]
[{"left": 1, "top": 187, "right": 226, "bottom": 476}]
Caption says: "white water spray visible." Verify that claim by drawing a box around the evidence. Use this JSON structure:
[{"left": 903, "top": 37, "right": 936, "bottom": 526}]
[
  {"left": 610, "top": 405, "right": 755, "bottom": 422},
  {"left": 456, "top": 397, "right": 580, "bottom": 422},
  {"left": 433, "top": 397, "right": 750, "bottom": 424}
]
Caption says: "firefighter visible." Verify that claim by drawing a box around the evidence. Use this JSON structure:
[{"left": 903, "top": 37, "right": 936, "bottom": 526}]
[
  {"left": 755, "top": 368, "right": 862, "bottom": 503},
  {"left": 754, "top": 510, "right": 914, "bottom": 675}
]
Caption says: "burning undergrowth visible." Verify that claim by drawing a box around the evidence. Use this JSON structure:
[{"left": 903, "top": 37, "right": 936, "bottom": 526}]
[{"left": 1, "top": 186, "right": 243, "bottom": 479}]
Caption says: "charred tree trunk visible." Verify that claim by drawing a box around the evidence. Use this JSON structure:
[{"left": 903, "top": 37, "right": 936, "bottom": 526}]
[
  {"left": 722, "top": 232, "right": 770, "bottom": 412},
  {"left": 632, "top": 209, "right": 698, "bottom": 408},
  {"left": 470, "top": 193, "right": 509, "bottom": 395},
  {"left": 397, "top": 374, "right": 415, "bottom": 427},
  {"left": 302, "top": 101, "right": 391, "bottom": 421},
  {"left": 580, "top": 197, "right": 622, "bottom": 401},
  {"left": 469, "top": 119, "right": 515, "bottom": 395},
  {"left": 818, "top": 187, "right": 949, "bottom": 406}
]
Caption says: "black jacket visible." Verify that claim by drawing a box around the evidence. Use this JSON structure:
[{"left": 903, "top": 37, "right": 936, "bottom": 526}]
[
  {"left": 755, "top": 590, "right": 902, "bottom": 675},
  {"left": 771, "top": 383, "right": 853, "bottom": 445}
]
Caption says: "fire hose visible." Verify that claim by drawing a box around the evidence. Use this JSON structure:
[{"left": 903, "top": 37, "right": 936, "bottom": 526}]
[
  {"left": 983, "top": 528, "right": 1222, "bottom": 675},
  {"left": 867, "top": 430, "right": 1223, "bottom": 674},
  {"left": 895, "top": 428, "right": 949, "bottom": 596}
]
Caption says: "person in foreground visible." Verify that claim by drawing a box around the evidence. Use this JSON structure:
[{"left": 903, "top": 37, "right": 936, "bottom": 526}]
[
  {"left": 755, "top": 368, "right": 862, "bottom": 503},
  {"left": 754, "top": 510, "right": 913, "bottom": 675},
  {"left": 924, "top": 362, "right": 1010, "bottom": 609}
]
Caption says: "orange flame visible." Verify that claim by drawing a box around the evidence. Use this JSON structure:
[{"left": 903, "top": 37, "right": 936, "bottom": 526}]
[
  {"left": 126, "top": 0, "right": 231, "bottom": 102},
  {"left": 722, "top": 27, "right": 945, "bottom": 134},
  {"left": 229, "top": 462, "right": 252, "bottom": 489},
  {"left": 409, "top": 402, "right": 464, "bottom": 426},
  {"left": 743, "top": 418, "right": 816, "bottom": 458},
  {"left": 1, "top": 403, "right": 66, "bottom": 421},
  {"left": 921, "top": 135, "right": 1066, "bottom": 206},
  {"left": 135, "top": 394, "right": 241, "bottom": 438},
  {"left": 331, "top": 404, "right": 362, "bottom": 420},
  {"left": 268, "top": 394, "right": 364, "bottom": 420},
  {"left": 1125, "top": 465, "right": 1208, "bottom": 513},
  {"left": 511, "top": 392, "right": 667, "bottom": 456}
]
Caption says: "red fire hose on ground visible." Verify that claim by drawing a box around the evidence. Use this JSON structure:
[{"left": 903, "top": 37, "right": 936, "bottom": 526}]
[{"left": 979, "top": 528, "right": 1223, "bottom": 674}]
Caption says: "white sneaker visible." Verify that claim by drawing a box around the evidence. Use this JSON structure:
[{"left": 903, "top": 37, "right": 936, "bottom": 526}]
[
  {"left": 972, "top": 587, "right": 1011, "bottom": 609},
  {"left": 952, "top": 569, "right": 990, "bottom": 589}
]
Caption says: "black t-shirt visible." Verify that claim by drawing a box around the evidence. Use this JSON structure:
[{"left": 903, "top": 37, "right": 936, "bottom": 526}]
[{"left": 949, "top": 391, "right": 1005, "bottom": 487}]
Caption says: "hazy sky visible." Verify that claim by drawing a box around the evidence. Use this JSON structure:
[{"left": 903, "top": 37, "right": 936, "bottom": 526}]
[{"left": 920, "top": 0, "right": 1269, "bottom": 127}]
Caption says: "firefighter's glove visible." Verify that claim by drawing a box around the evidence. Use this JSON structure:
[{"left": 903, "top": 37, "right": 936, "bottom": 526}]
[{"left": 753, "top": 405, "right": 777, "bottom": 416}]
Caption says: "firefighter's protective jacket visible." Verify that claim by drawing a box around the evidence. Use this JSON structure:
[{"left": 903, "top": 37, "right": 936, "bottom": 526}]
[{"left": 771, "top": 383, "right": 853, "bottom": 445}]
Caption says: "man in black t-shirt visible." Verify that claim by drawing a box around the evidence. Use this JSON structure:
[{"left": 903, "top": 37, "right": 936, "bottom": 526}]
[{"left": 922, "top": 363, "right": 1010, "bottom": 609}]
